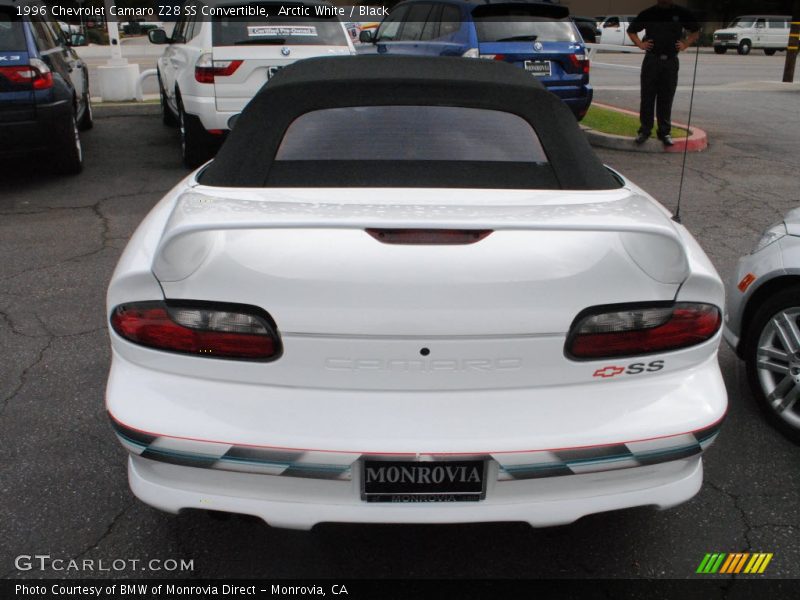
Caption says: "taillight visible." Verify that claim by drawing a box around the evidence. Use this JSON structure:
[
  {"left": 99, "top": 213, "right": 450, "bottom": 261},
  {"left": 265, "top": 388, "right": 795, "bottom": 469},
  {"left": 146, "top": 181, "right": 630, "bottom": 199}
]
[
  {"left": 568, "top": 53, "right": 590, "bottom": 75},
  {"left": 478, "top": 54, "right": 506, "bottom": 61},
  {"left": 566, "top": 302, "right": 721, "bottom": 360},
  {"left": 110, "top": 301, "right": 281, "bottom": 361},
  {"left": 366, "top": 229, "right": 493, "bottom": 245},
  {"left": 194, "top": 53, "right": 242, "bottom": 84},
  {"left": 0, "top": 58, "right": 53, "bottom": 89}
]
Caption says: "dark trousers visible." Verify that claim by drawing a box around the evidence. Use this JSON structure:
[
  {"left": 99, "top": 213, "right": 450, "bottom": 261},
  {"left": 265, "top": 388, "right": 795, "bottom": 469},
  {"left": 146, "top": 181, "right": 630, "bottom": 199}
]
[{"left": 639, "top": 54, "right": 679, "bottom": 138}]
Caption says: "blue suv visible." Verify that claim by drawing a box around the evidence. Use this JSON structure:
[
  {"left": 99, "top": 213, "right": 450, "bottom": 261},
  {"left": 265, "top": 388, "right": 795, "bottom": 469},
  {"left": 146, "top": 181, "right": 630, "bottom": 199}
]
[
  {"left": 0, "top": 2, "right": 91, "bottom": 174},
  {"left": 359, "top": 0, "right": 592, "bottom": 120}
]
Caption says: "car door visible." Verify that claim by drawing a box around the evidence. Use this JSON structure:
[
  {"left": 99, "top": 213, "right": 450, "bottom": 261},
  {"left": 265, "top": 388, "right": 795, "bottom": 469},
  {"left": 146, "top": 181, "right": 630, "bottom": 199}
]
[
  {"left": 753, "top": 18, "right": 766, "bottom": 46},
  {"left": 373, "top": 4, "right": 411, "bottom": 54},
  {"left": 391, "top": 2, "right": 435, "bottom": 54},
  {"left": 422, "top": 3, "right": 469, "bottom": 56},
  {"left": 161, "top": 15, "right": 188, "bottom": 112},
  {"left": 50, "top": 19, "right": 86, "bottom": 105}
]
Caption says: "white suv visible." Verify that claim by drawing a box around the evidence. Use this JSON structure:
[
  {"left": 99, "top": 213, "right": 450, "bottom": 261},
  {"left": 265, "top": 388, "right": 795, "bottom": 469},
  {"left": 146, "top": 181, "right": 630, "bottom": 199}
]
[{"left": 149, "top": 0, "right": 355, "bottom": 167}]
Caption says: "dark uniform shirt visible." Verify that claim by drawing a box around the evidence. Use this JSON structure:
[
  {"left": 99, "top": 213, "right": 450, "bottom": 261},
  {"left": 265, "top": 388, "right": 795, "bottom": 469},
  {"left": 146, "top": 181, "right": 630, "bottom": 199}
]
[{"left": 627, "top": 4, "right": 700, "bottom": 58}]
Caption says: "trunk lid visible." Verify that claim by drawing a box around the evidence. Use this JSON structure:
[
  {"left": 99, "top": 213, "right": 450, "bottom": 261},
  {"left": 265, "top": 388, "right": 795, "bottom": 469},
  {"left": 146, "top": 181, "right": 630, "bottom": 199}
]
[{"left": 155, "top": 187, "right": 687, "bottom": 338}]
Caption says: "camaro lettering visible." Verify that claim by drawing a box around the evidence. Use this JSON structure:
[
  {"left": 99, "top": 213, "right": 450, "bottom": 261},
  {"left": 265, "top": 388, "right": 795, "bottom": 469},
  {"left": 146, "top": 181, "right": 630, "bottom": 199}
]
[
  {"left": 326, "top": 358, "right": 522, "bottom": 372},
  {"left": 365, "top": 466, "right": 481, "bottom": 484}
]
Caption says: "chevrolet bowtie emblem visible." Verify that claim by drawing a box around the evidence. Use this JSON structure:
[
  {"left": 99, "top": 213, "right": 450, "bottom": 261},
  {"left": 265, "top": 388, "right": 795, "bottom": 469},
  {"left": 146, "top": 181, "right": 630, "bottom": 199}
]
[{"left": 593, "top": 366, "right": 625, "bottom": 378}]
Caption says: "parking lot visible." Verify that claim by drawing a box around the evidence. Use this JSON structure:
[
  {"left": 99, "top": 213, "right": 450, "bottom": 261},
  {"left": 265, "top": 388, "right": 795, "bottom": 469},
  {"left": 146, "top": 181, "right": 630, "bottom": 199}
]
[{"left": 1, "top": 48, "right": 799, "bottom": 580}]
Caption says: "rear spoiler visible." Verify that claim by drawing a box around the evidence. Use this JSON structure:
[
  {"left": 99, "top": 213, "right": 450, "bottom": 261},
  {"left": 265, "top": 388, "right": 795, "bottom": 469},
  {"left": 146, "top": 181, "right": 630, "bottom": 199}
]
[{"left": 153, "top": 190, "right": 687, "bottom": 283}]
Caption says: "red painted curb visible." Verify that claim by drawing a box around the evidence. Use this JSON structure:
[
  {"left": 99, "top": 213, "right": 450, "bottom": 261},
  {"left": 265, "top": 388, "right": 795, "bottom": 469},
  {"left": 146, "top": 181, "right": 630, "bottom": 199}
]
[{"left": 592, "top": 102, "right": 708, "bottom": 153}]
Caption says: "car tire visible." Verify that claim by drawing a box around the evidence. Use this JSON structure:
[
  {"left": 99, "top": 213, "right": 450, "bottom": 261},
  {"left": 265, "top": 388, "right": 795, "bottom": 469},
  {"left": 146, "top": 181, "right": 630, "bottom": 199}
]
[
  {"left": 53, "top": 113, "right": 83, "bottom": 175},
  {"left": 743, "top": 284, "right": 800, "bottom": 444},
  {"left": 178, "top": 103, "right": 213, "bottom": 169},
  {"left": 77, "top": 91, "right": 93, "bottom": 131},
  {"left": 737, "top": 39, "right": 751, "bottom": 55},
  {"left": 160, "top": 77, "right": 177, "bottom": 127},
  {"left": 713, "top": 46, "right": 727, "bottom": 54},
  {"left": 764, "top": 48, "right": 777, "bottom": 56}
]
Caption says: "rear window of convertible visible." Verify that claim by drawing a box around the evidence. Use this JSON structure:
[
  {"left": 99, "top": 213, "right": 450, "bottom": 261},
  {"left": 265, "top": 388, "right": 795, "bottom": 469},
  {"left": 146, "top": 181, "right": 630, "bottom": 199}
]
[
  {"left": 276, "top": 106, "right": 548, "bottom": 162},
  {"left": 258, "top": 105, "right": 557, "bottom": 188}
]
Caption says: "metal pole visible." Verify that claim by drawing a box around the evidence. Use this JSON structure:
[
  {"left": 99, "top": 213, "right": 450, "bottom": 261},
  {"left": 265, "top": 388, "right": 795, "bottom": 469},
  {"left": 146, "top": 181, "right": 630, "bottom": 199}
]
[
  {"left": 103, "top": 0, "right": 125, "bottom": 65},
  {"left": 76, "top": 0, "right": 84, "bottom": 39},
  {"left": 783, "top": 1, "right": 800, "bottom": 83}
]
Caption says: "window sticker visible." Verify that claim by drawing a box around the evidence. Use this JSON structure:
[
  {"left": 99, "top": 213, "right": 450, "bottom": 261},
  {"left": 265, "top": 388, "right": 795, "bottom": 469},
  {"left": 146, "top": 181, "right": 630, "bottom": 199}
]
[{"left": 247, "top": 26, "right": 318, "bottom": 37}]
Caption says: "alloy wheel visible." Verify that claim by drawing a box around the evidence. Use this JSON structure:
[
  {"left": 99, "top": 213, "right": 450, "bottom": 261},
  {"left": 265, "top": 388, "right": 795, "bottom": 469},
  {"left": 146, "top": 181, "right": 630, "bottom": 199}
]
[{"left": 756, "top": 308, "right": 800, "bottom": 430}]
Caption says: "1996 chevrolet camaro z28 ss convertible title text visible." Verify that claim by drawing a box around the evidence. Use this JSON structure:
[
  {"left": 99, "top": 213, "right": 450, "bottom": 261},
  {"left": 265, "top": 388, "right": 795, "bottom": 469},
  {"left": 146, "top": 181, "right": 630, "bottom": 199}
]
[{"left": 106, "top": 55, "right": 727, "bottom": 529}]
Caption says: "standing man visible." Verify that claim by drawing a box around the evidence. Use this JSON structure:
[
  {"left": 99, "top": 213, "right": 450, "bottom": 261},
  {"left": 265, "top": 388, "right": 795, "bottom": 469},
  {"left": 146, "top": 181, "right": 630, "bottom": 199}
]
[{"left": 627, "top": 0, "right": 700, "bottom": 146}]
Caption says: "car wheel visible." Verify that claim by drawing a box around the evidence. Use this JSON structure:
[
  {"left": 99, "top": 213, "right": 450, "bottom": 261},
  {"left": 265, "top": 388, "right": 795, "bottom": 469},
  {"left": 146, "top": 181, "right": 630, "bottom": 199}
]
[
  {"left": 178, "top": 103, "right": 212, "bottom": 169},
  {"left": 160, "top": 78, "right": 177, "bottom": 127},
  {"left": 737, "top": 39, "right": 751, "bottom": 55},
  {"left": 744, "top": 285, "right": 800, "bottom": 443},
  {"left": 53, "top": 113, "right": 83, "bottom": 175},
  {"left": 713, "top": 46, "right": 727, "bottom": 54},
  {"left": 764, "top": 48, "right": 777, "bottom": 56},
  {"left": 77, "top": 90, "right": 93, "bottom": 131}
]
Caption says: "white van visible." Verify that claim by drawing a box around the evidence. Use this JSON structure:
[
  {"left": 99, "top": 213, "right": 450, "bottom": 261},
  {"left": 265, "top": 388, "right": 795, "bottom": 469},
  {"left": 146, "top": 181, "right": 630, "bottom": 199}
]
[{"left": 713, "top": 15, "right": 791, "bottom": 55}]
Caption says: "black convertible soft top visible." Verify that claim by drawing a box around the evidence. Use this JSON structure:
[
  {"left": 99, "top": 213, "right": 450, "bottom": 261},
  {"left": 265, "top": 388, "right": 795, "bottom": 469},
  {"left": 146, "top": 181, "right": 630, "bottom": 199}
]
[{"left": 199, "top": 55, "right": 620, "bottom": 191}]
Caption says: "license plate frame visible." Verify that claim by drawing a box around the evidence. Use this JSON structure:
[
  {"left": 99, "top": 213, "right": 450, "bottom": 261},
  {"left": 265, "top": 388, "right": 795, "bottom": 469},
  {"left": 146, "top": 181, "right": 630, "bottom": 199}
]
[
  {"left": 361, "top": 459, "right": 487, "bottom": 503},
  {"left": 524, "top": 60, "right": 552, "bottom": 77}
]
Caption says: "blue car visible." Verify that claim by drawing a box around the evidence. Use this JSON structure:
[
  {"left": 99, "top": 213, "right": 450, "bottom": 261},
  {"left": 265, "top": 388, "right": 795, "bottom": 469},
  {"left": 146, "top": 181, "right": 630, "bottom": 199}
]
[
  {"left": 0, "top": 1, "right": 91, "bottom": 174},
  {"left": 358, "top": 0, "right": 592, "bottom": 120}
]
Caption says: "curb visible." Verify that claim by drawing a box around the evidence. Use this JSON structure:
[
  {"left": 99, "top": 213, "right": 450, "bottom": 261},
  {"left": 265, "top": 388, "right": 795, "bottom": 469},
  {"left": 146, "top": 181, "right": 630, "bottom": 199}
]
[{"left": 583, "top": 102, "right": 708, "bottom": 153}]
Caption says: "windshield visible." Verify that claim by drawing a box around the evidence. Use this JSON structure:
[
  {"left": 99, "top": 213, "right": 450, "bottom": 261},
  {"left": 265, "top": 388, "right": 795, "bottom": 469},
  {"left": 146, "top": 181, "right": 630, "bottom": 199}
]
[{"left": 729, "top": 18, "right": 755, "bottom": 28}]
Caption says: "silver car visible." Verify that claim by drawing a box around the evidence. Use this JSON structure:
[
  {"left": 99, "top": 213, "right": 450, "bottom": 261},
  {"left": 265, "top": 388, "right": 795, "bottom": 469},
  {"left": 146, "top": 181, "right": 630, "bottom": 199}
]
[{"left": 725, "top": 208, "right": 800, "bottom": 442}]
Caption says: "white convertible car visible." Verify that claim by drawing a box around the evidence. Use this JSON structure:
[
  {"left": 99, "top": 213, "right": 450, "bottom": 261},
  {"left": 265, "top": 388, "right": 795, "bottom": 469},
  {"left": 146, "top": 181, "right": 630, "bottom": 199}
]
[{"left": 106, "top": 56, "right": 726, "bottom": 529}]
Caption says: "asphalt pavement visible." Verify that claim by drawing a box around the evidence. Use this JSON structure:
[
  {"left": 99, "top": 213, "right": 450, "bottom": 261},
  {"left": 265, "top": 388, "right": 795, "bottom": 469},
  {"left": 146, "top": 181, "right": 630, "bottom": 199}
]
[{"left": 1, "top": 51, "right": 799, "bottom": 581}]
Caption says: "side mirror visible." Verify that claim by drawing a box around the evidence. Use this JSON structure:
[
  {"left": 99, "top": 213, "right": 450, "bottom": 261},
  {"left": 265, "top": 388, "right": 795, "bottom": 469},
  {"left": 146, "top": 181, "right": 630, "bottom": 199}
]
[
  {"left": 359, "top": 29, "right": 375, "bottom": 43},
  {"left": 148, "top": 29, "right": 169, "bottom": 44},
  {"left": 68, "top": 33, "right": 87, "bottom": 47}
]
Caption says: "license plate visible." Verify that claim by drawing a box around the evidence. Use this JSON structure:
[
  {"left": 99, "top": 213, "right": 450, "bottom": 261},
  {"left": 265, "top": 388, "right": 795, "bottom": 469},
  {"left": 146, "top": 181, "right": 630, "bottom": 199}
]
[
  {"left": 525, "top": 60, "right": 551, "bottom": 77},
  {"left": 266, "top": 66, "right": 282, "bottom": 80},
  {"left": 361, "top": 459, "right": 487, "bottom": 503}
]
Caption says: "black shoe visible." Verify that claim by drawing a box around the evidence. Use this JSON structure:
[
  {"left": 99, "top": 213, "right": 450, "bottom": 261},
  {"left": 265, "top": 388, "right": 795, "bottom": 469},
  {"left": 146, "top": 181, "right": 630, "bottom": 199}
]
[
  {"left": 660, "top": 134, "right": 675, "bottom": 147},
  {"left": 634, "top": 132, "right": 649, "bottom": 145}
]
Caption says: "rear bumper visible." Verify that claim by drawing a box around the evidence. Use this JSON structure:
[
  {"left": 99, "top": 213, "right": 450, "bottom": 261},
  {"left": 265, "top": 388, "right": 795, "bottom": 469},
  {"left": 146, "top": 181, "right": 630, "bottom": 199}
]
[
  {"left": 129, "top": 453, "right": 705, "bottom": 530},
  {"left": 181, "top": 93, "right": 237, "bottom": 131},
  {"left": 0, "top": 99, "right": 72, "bottom": 157},
  {"left": 544, "top": 84, "right": 592, "bottom": 118},
  {"left": 108, "top": 350, "right": 726, "bottom": 527}
]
